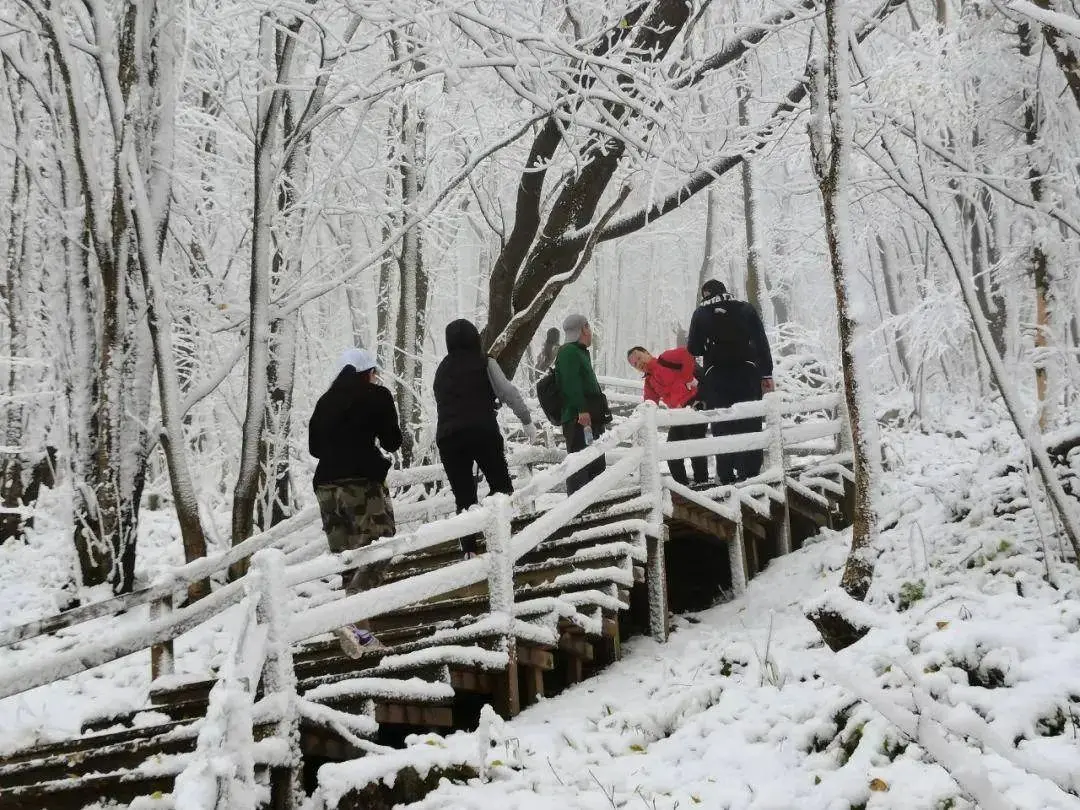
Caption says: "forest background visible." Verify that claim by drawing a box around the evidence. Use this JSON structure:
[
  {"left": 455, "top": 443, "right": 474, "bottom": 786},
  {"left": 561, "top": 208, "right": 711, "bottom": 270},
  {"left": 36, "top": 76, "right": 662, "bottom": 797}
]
[{"left": 0, "top": 0, "right": 1077, "bottom": 602}]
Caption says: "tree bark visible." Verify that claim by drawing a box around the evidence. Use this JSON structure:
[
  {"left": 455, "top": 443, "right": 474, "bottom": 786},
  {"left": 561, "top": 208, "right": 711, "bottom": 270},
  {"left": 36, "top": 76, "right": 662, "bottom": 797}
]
[
  {"left": 232, "top": 16, "right": 303, "bottom": 552},
  {"left": 391, "top": 48, "right": 428, "bottom": 466},
  {"left": 876, "top": 236, "right": 915, "bottom": 387},
  {"left": 0, "top": 58, "right": 30, "bottom": 542},
  {"left": 807, "top": 0, "right": 880, "bottom": 651},
  {"left": 738, "top": 67, "right": 764, "bottom": 312},
  {"left": 1020, "top": 24, "right": 1055, "bottom": 430},
  {"left": 483, "top": 0, "right": 692, "bottom": 373}
]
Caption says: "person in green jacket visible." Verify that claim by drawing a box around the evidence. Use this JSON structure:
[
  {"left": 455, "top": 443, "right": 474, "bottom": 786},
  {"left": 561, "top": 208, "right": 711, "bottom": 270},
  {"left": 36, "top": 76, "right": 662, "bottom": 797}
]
[{"left": 555, "top": 313, "right": 607, "bottom": 495}]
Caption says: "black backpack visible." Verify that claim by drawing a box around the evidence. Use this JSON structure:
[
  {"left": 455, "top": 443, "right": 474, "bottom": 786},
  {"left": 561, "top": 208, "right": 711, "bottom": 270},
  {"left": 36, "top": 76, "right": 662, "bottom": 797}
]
[
  {"left": 536, "top": 369, "right": 563, "bottom": 425},
  {"left": 703, "top": 298, "right": 756, "bottom": 367}
]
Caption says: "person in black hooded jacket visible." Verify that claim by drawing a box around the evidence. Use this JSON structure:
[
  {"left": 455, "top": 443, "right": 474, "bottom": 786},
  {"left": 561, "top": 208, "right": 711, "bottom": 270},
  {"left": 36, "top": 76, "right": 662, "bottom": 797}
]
[
  {"left": 309, "top": 348, "right": 402, "bottom": 656},
  {"left": 434, "top": 319, "right": 535, "bottom": 542}
]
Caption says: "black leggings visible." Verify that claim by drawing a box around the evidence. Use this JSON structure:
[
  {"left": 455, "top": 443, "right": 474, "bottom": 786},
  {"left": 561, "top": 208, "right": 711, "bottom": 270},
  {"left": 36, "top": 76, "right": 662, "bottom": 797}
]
[{"left": 437, "top": 426, "right": 514, "bottom": 513}]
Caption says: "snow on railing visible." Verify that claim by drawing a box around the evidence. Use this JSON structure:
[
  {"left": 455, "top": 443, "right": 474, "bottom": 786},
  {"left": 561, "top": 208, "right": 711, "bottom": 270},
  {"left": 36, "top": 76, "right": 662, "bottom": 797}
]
[
  {"left": 173, "top": 549, "right": 299, "bottom": 810},
  {"left": 0, "top": 506, "right": 321, "bottom": 649},
  {"left": 0, "top": 445, "right": 567, "bottom": 654},
  {"left": 285, "top": 449, "right": 647, "bottom": 645},
  {"left": 0, "top": 577, "right": 249, "bottom": 701},
  {"left": 0, "top": 390, "right": 850, "bottom": 733}
]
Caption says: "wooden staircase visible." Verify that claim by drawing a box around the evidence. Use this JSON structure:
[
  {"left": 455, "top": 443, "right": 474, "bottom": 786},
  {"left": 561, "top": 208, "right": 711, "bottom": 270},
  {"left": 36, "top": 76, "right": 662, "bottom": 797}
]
[
  {"left": 0, "top": 394, "right": 853, "bottom": 810},
  {"left": 0, "top": 492, "right": 658, "bottom": 809}
]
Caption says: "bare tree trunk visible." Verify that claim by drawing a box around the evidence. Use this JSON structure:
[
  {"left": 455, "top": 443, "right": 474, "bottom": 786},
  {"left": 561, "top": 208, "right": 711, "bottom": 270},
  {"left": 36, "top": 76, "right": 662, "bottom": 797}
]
[
  {"left": 952, "top": 117, "right": 1007, "bottom": 359},
  {"left": 1019, "top": 25, "right": 1056, "bottom": 430},
  {"left": 876, "top": 236, "right": 914, "bottom": 387},
  {"left": 120, "top": 4, "right": 211, "bottom": 599},
  {"left": 807, "top": 0, "right": 881, "bottom": 651},
  {"left": 738, "top": 67, "right": 764, "bottom": 313},
  {"left": 232, "top": 16, "right": 302, "bottom": 551},
  {"left": 698, "top": 186, "right": 719, "bottom": 296},
  {"left": 392, "top": 70, "right": 427, "bottom": 466},
  {"left": 376, "top": 158, "right": 397, "bottom": 371},
  {"left": 255, "top": 87, "right": 310, "bottom": 532},
  {"left": 0, "top": 58, "right": 30, "bottom": 542}
]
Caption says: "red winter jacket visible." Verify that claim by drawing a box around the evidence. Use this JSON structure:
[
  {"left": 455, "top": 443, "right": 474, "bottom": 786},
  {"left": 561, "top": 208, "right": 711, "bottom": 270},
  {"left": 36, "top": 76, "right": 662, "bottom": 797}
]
[{"left": 642, "top": 347, "right": 700, "bottom": 409}]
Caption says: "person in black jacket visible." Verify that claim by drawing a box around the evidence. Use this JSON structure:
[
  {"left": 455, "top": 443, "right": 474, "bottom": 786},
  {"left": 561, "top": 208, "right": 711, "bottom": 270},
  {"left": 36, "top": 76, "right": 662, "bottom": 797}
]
[
  {"left": 434, "top": 319, "right": 535, "bottom": 551},
  {"left": 309, "top": 348, "right": 402, "bottom": 656},
  {"left": 687, "top": 279, "right": 774, "bottom": 484}
]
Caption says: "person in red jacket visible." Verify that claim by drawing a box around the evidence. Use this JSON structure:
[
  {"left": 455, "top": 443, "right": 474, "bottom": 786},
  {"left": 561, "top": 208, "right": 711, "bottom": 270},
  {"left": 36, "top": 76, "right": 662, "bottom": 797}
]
[{"left": 627, "top": 345, "right": 709, "bottom": 485}]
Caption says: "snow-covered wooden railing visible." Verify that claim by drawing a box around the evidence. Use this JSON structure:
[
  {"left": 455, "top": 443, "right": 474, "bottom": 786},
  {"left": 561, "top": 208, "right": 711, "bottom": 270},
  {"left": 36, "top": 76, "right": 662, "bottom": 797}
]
[
  {"left": 0, "top": 507, "right": 321, "bottom": 651},
  {"left": 0, "top": 391, "right": 847, "bottom": 721},
  {"left": 0, "top": 445, "right": 564, "bottom": 658},
  {"left": 173, "top": 549, "right": 300, "bottom": 810},
  {"left": 0, "top": 412, "right": 651, "bottom": 704},
  {"left": 284, "top": 424, "right": 655, "bottom": 647},
  {"left": 656, "top": 391, "right": 847, "bottom": 598}
]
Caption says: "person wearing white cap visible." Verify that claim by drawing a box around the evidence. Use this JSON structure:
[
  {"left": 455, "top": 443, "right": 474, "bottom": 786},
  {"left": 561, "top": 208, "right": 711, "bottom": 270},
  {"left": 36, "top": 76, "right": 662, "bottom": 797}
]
[{"left": 309, "top": 347, "right": 402, "bottom": 656}]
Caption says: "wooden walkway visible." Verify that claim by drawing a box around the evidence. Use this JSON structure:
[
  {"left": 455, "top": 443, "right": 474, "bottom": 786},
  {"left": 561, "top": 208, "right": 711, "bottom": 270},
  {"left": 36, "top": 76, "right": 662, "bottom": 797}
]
[{"left": 0, "top": 394, "right": 852, "bottom": 810}]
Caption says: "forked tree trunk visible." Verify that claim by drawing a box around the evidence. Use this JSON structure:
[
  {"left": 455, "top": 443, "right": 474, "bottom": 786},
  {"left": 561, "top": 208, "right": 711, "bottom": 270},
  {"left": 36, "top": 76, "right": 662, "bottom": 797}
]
[
  {"left": 807, "top": 0, "right": 881, "bottom": 651},
  {"left": 481, "top": 0, "right": 691, "bottom": 373}
]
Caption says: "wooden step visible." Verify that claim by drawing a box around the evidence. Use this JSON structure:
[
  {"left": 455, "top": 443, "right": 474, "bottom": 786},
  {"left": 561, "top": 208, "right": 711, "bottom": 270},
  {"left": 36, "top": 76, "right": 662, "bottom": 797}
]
[
  {"left": 0, "top": 726, "right": 197, "bottom": 790},
  {"left": 0, "top": 769, "right": 182, "bottom": 810},
  {"left": 367, "top": 567, "right": 633, "bottom": 634},
  {"left": 2, "top": 720, "right": 190, "bottom": 767}
]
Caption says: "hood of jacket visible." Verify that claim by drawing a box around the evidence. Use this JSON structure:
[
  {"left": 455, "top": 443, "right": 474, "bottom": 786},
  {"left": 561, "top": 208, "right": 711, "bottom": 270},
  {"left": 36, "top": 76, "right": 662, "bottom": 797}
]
[
  {"left": 700, "top": 293, "right": 735, "bottom": 308},
  {"left": 445, "top": 318, "right": 483, "bottom": 353}
]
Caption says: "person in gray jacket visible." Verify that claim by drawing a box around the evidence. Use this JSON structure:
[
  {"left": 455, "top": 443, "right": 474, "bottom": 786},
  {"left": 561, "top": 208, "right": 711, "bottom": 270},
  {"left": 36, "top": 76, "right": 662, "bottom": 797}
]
[{"left": 433, "top": 320, "right": 536, "bottom": 545}]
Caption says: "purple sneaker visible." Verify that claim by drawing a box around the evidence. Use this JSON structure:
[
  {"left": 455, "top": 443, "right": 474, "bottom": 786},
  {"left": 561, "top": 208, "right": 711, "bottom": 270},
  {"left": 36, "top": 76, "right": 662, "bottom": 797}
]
[{"left": 335, "top": 625, "right": 384, "bottom": 658}]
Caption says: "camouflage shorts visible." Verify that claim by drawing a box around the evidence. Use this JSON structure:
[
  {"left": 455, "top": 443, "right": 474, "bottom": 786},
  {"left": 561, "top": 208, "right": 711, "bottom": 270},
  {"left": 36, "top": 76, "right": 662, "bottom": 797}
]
[{"left": 315, "top": 478, "right": 396, "bottom": 595}]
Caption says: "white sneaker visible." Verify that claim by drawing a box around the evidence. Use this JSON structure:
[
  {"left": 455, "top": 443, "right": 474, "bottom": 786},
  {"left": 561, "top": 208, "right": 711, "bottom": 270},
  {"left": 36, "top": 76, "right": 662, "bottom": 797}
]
[{"left": 335, "top": 625, "right": 384, "bottom": 658}]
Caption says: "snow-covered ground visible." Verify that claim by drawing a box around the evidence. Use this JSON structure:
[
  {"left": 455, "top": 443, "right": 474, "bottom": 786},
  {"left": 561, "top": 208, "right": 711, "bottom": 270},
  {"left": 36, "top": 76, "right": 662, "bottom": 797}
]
[
  {"left": 312, "top": 410, "right": 1080, "bottom": 810},
  {"left": 0, "top": 493, "right": 303, "bottom": 754}
]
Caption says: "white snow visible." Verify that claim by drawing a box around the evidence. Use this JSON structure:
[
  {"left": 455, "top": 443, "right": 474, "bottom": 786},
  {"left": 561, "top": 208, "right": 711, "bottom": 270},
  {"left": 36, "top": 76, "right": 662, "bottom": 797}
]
[{"left": 306, "top": 413, "right": 1080, "bottom": 810}]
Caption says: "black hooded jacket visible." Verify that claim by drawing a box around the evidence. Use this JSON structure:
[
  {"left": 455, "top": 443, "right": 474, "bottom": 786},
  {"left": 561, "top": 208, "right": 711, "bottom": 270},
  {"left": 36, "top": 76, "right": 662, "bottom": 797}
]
[
  {"left": 433, "top": 319, "right": 498, "bottom": 441},
  {"left": 309, "top": 368, "right": 402, "bottom": 486},
  {"left": 687, "top": 294, "right": 773, "bottom": 377}
]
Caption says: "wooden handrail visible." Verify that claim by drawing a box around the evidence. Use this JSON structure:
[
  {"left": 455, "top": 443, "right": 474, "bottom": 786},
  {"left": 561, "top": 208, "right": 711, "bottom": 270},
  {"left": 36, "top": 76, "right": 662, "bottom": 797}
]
[
  {"left": 654, "top": 392, "right": 841, "bottom": 427},
  {"left": 0, "top": 448, "right": 566, "bottom": 650},
  {"left": 0, "top": 577, "right": 248, "bottom": 701},
  {"left": 286, "top": 450, "right": 646, "bottom": 644},
  {"left": 0, "top": 506, "right": 320, "bottom": 649},
  {"left": 0, "top": 392, "right": 849, "bottom": 710}
]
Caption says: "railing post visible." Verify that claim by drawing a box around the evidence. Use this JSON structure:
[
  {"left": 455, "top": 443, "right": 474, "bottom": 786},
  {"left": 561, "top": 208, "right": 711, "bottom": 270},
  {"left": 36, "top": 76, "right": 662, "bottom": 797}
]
[
  {"left": 765, "top": 392, "right": 792, "bottom": 557},
  {"left": 149, "top": 593, "right": 175, "bottom": 682},
  {"left": 484, "top": 495, "right": 520, "bottom": 717},
  {"left": 252, "top": 549, "right": 301, "bottom": 810},
  {"left": 636, "top": 403, "right": 669, "bottom": 642},
  {"left": 728, "top": 512, "right": 749, "bottom": 596},
  {"left": 518, "top": 462, "right": 538, "bottom": 515}
]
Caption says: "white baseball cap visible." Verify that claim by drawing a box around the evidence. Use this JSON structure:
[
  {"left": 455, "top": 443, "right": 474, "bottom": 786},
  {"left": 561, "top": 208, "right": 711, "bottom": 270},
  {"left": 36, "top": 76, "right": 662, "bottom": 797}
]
[{"left": 338, "top": 347, "right": 376, "bottom": 373}]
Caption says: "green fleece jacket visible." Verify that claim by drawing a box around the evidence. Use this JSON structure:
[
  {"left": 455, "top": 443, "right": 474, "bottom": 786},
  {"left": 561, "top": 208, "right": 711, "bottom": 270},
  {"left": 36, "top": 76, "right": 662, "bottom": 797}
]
[{"left": 554, "top": 341, "right": 602, "bottom": 424}]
